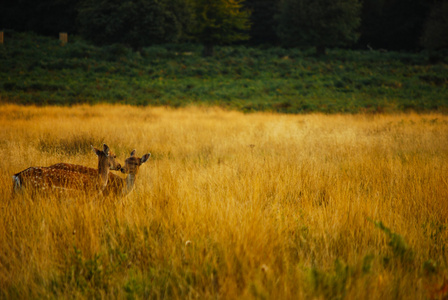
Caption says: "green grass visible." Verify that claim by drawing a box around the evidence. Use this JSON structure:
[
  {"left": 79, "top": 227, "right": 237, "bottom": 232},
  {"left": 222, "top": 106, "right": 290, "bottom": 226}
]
[{"left": 1, "top": 31, "right": 447, "bottom": 113}]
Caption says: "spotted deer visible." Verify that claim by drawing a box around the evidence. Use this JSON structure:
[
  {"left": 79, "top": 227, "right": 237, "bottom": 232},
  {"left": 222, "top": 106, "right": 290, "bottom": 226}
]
[
  {"left": 49, "top": 144, "right": 122, "bottom": 191},
  {"left": 103, "top": 150, "right": 151, "bottom": 197},
  {"left": 12, "top": 144, "right": 121, "bottom": 197},
  {"left": 48, "top": 149, "right": 151, "bottom": 197}
]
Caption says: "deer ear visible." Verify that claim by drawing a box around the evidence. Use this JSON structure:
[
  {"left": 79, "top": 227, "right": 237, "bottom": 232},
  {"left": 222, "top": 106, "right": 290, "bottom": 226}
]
[
  {"left": 140, "top": 153, "right": 151, "bottom": 164},
  {"left": 103, "top": 144, "right": 110, "bottom": 156},
  {"left": 130, "top": 149, "right": 136, "bottom": 157},
  {"left": 92, "top": 145, "right": 101, "bottom": 156}
]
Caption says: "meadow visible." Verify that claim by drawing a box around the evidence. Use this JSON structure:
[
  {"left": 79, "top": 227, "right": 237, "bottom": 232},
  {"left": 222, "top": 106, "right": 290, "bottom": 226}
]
[
  {"left": 1, "top": 32, "right": 447, "bottom": 113},
  {"left": 0, "top": 104, "right": 447, "bottom": 299}
]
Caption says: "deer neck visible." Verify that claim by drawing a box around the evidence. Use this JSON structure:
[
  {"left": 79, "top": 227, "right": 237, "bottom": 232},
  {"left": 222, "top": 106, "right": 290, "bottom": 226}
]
[
  {"left": 97, "top": 160, "right": 110, "bottom": 189},
  {"left": 122, "top": 173, "right": 136, "bottom": 197}
]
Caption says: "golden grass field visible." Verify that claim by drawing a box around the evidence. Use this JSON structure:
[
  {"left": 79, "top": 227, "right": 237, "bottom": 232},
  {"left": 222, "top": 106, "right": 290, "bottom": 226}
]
[{"left": 0, "top": 104, "right": 447, "bottom": 299}]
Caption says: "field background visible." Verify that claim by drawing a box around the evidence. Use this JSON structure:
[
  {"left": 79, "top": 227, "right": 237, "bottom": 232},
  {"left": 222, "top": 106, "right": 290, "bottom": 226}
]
[{"left": 1, "top": 104, "right": 447, "bottom": 299}]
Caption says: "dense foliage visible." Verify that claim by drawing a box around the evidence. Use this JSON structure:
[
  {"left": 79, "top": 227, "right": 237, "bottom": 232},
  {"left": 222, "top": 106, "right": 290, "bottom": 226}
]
[
  {"left": 77, "top": 0, "right": 192, "bottom": 49},
  {"left": 276, "top": 0, "right": 361, "bottom": 54},
  {"left": 245, "top": 0, "right": 279, "bottom": 45},
  {"left": 1, "top": 0, "right": 447, "bottom": 51},
  {"left": 1, "top": 32, "right": 447, "bottom": 113}
]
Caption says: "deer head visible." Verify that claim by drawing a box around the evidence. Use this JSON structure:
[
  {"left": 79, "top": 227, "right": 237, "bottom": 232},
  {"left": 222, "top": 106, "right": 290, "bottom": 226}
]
[
  {"left": 120, "top": 150, "right": 151, "bottom": 175},
  {"left": 91, "top": 143, "right": 121, "bottom": 189},
  {"left": 116, "top": 150, "right": 151, "bottom": 197}
]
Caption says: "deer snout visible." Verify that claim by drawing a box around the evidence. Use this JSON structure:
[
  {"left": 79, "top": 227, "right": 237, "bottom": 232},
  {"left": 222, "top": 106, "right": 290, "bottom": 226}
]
[{"left": 109, "top": 163, "right": 121, "bottom": 171}]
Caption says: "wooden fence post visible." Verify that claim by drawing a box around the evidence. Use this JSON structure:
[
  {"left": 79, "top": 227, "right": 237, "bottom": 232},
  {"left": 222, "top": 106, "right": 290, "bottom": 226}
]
[
  {"left": 59, "top": 32, "right": 67, "bottom": 45},
  {"left": 0, "top": 32, "right": 4, "bottom": 44}
]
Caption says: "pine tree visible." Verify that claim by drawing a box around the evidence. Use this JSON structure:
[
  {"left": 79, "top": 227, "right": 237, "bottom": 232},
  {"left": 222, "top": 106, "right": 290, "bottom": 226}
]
[{"left": 189, "top": 0, "right": 251, "bottom": 56}]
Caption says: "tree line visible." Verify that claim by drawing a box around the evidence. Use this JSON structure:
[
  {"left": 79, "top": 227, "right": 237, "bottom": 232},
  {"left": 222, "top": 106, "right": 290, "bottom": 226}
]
[{"left": 1, "top": 0, "right": 447, "bottom": 55}]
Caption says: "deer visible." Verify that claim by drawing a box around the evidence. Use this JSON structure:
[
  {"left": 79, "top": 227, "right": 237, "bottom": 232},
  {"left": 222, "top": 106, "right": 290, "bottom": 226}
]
[
  {"left": 12, "top": 144, "right": 121, "bottom": 197},
  {"left": 48, "top": 148, "right": 151, "bottom": 197},
  {"left": 102, "top": 149, "right": 151, "bottom": 197},
  {"left": 48, "top": 144, "right": 122, "bottom": 191}
]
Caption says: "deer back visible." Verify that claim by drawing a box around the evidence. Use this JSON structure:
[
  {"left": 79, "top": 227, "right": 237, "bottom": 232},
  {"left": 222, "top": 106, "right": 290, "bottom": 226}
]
[{"left": 14, "top": 166, "right": 97, "bottom": 195}]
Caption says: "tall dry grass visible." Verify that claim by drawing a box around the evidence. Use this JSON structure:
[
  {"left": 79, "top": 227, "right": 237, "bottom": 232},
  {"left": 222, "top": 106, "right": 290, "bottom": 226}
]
[{"left": 0, "top": 104, "right": 447, "bottom": 299}]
